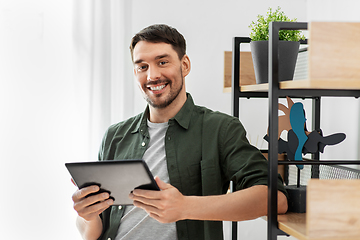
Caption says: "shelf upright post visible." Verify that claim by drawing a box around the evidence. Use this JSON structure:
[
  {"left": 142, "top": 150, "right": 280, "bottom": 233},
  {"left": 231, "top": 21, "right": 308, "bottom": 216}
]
[
  {"left": 311, "top": 97, "right": 321, "bottom": 178},
  {"left": 231, "top": 36, "right": 251, "bottom": 240},
  {"left": 231, "top": 37, "right": 251, "bottom": 117},
  {"left": 267, "top": 22, "right": 308, "bottom": 240},
  {"left": 231, "top": 37, "right": 241, "bottom": 119},
  {"left": 230, "top": 37, "right": 242, "bottom": 240},
  {"left": 268, "top": 21, "right": 281, "bottom": 240}
]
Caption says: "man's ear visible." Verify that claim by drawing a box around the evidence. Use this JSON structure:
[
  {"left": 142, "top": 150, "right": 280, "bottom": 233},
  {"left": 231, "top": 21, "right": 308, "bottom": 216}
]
[{"left": 181, "top": 54, "right": 191, "bottom": 78}]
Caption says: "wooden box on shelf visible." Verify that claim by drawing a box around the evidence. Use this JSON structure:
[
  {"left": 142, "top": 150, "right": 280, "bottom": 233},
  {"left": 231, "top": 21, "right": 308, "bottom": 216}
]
[
  {"left": 223, "top": 51, "right": 255, "bottom": 92},
  {"left": 308, "top": 22, "right": 360, "bottom": 85},
  {"left": 281, "top": 22, "right": 360, "bottom": 90},
  {"left": 278, "top": 179, "right": 360, "bottom": 240},
  {"left": 306, "top": 179, "right": 360, "bottom": 239}
]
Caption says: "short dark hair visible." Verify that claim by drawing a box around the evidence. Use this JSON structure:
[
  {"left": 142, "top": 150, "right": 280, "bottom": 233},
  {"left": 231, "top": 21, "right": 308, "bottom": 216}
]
[{"left": 130, "top": 24, "right": 186, "bottom": 61}]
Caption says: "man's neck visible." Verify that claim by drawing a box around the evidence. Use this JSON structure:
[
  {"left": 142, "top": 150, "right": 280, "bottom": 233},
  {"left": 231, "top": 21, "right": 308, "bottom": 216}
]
[{"left": 148, "top": 93, "right": 187, "bottom": 123}]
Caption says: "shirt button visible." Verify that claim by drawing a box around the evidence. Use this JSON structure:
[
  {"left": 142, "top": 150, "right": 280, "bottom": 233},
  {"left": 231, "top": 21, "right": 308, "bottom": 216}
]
[
  {"left": 107, "top": 238, "right": 111, "bottom": 240},
  {"left": 141, "top": 142, "right": 146, "bottom": 146},
  {"left": 118, "top": 206, "right": 122, "bottom": 210}
]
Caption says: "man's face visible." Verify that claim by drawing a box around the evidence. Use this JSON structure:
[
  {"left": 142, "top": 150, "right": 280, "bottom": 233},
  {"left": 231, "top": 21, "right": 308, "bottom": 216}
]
[{"left": 132, "top": 41, "right": 190, "bottom": 109}]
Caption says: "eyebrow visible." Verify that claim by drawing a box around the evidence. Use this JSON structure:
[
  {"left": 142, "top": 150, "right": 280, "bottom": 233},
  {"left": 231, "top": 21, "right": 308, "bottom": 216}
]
[
  {"left": 134, "top": 54, "right": 170, "bottom": 65},
  {"left": 155, "top": 54, "right": 170, "bottom": 60}
]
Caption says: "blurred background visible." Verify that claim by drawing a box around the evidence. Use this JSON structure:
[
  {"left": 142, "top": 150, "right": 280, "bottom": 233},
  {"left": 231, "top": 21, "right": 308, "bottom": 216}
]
[{"left": 1, "top": 0, "right": 359, "bottom": 239}]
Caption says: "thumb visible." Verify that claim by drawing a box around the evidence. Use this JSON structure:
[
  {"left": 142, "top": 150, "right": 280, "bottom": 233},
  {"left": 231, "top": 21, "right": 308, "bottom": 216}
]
[{"left": 154, "top": 176, "right": 172, "bottom": 190}]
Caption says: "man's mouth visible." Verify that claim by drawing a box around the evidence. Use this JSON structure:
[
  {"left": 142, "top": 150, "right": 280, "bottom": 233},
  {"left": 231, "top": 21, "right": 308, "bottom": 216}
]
[
  {"left": 149, "top": 84, "right": 166, "bottom": 91},
  {"left": 146, "top": 80, "right": 170, "bottom": 92}
]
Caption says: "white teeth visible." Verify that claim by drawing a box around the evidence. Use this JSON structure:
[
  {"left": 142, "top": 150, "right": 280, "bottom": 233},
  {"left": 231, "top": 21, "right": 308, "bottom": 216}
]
[{"left": 150, "top": 85, "right": 166, "bottom": 91}]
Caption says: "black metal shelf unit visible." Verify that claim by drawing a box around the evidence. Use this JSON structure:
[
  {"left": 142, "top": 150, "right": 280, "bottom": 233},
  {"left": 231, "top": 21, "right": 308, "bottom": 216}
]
[{"left": 231, "top": 22, "right": 360, "bottom": 240}]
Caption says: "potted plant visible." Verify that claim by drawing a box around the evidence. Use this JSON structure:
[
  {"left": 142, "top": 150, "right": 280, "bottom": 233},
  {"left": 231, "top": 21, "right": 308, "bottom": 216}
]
[{"left": 248, "top": 7, "right": 305, "bottom": 84}]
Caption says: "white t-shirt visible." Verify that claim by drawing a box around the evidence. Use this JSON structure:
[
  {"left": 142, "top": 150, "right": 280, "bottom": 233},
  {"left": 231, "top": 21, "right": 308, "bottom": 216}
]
[{"left": 115, "top": 120, "right": 178, "bottom": 240}]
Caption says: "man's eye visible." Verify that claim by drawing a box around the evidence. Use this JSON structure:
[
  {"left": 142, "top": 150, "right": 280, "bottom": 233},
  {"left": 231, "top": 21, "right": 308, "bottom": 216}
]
[
  {"left": 137, "top": 65, "right": 147, "bottom": 71},
  {"left": 159, "top": 61, "right": 167, "bottom": 66}
]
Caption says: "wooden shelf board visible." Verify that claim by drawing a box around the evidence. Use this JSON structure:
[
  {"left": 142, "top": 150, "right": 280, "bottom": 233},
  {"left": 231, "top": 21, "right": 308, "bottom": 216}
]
[
  {"left": 280, "top": 79, "right": 360, "bottom": 90},
  {"left": 278, "top": 213, "right": 307, "bottom": 240},
  {"left": 239, "top": 79, "right": 360, "bottom": 92},
  {"left": 240, "top": 83, "right": 269, "bottom": 92},
  {"left": 223, "top": 87, "right": 231, "bottom": 93},
  {"left": 267, "top": 212, "right": 360, "bottom": 240}
]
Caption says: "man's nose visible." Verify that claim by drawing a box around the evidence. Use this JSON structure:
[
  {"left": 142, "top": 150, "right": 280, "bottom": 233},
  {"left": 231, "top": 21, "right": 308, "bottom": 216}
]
[{"left": 147, "top": 66, "right": 161, "bottom": 81}]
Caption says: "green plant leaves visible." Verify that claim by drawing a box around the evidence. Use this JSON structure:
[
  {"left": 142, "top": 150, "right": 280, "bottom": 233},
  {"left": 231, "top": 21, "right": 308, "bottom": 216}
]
[{"left": 249, "top": 6, "right": 305, "bottom": 41}]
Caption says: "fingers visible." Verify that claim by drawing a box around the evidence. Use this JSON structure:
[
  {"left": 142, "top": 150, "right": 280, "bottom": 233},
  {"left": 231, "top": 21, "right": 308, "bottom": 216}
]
[
  {"left": 154, "top": 176, "right": 172, "bottom": 190},
  {"left": 130, "top": 188, "right": 161, "bottom": 200},
  {"left": 130, "top": 177, "right": 172, "bottom": 200},
  {"left": 131, "top": 194, "right": 160, "bottom": 209},
  {"left": 129, "top": 178, "right": 185, "bottom": 223},
  {"left": 75, "top": 197, "right": 113, "bottom": 220},
  {"left": 134, "top": 203, "right": 168, "bottom": 224},
  {"left": 75, "top": 191, "right": 112, "bottom": 210},
  {"left": 72, "top": 185, "right": 114, "bottom": 221},
  {"left": 131, "top": 191, "right": 181, "bottom": 224},
  {"left": 132, "top": 197, "right": 169, "bottom": 223},
  {"left": 133, "top": 199, "right": 159, "bottom": 213},
  {"left": 129, "top": 186, "right": 165, "bottom": 211},
  {"left": 129, "top": 185, "right": 173, "bottom": 218},
  {"left": 72, "top": 185, "right": 100, "bottom": 202},
  {"left": 129, "top": 177, "right": 174, "bottom": 205}
]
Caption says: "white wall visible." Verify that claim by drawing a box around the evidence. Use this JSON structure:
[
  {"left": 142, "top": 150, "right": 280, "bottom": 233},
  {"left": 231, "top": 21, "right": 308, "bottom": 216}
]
[{"left": 308, "top": 0, "right": 360, "bottom": 22}]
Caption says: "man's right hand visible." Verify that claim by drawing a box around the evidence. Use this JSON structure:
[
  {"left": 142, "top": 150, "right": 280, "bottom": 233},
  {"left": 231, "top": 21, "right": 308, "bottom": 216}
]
[{"left": 72, "top": 185, "right": 114, "bottom": 221}]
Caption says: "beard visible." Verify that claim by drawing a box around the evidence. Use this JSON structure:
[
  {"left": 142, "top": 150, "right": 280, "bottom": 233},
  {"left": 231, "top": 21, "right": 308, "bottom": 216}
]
[{"left": 143, "top": 68, "right": 184, "bottom": 109}]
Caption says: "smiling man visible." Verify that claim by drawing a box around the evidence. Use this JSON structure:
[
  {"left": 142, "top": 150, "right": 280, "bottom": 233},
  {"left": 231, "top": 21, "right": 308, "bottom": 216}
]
[
  {"left": 72, "top": 24, "right": 288, "bottom": 240},
  {"left": 132, "top": 39, "right": 190, "bottom": 123}
]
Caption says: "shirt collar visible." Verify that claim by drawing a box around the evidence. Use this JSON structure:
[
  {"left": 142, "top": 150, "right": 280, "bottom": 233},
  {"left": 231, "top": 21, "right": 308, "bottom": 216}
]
[
  {"left": 171, "top": 92, "right": 194, "bottom": 130},
  {"left": 132, "top": 92, "right": 195, "bottom": 133},
  {"left": 132, "top": 107, "right": 150, "bottom": 134}
]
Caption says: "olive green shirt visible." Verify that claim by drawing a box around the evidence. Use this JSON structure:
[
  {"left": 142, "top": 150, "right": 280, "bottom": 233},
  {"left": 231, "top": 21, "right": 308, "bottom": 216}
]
[{"left": 97, "top": 93, "right": 287, "bottom": 240}]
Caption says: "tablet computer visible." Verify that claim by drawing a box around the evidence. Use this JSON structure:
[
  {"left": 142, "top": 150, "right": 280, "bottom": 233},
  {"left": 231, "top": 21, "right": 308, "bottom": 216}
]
[{"left": 65, "top": 159, "right": 159, "bottom": 205}]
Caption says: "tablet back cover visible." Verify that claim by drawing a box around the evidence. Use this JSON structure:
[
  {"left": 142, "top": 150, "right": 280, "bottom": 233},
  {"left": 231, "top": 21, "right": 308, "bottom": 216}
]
[{"left": 65, "top": 160, "right": 159, "bottom": 205}]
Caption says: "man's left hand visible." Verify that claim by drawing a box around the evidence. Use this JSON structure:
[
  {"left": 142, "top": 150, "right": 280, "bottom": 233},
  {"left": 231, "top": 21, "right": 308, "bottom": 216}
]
[{"left": 129, "top": 176, "right": 186, "bottom": 223}]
